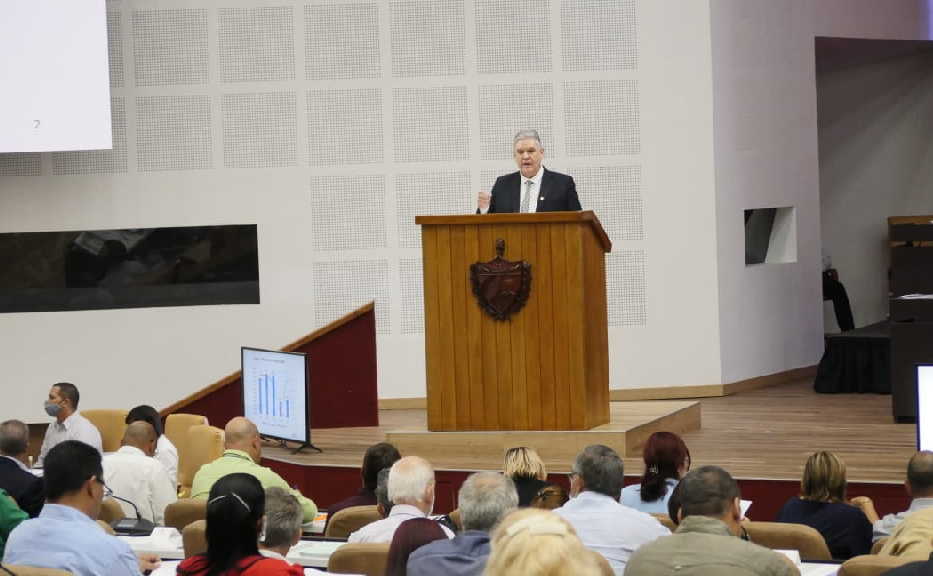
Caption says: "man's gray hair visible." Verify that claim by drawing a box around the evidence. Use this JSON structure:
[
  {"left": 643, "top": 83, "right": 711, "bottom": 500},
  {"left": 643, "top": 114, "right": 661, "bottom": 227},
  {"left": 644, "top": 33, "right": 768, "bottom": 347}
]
[
  {"left": 679, "top": 466, "right": 739, "bottom": 519},
  {"left": 375, "top": 467, "right": 393, "bottom": 515},
  {"left": 263, "top": 487, "right": 303, "bottom": 548},
  {"left": 388, "top": 456, "right": 434, "bottom": 505},
  {"left": 0, "top": 420, "right": 29, "bottom": 456},
  {"left": 458, "top": 472, "right": 518, "bottom": 532},
  {"left": 513, "top": 129, "right": 543, "bottom": 148},
  {"left": 573, "top": 444, "right": 624, "bottom": 499}
]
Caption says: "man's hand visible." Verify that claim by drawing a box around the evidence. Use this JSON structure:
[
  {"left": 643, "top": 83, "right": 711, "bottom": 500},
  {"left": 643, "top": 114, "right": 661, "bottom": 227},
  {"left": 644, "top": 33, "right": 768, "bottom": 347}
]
[
  {"left": 477, "top": 191, "right": 491, "bottom": 212},
  {"left": 849, "top": 496, "right": 880, "bottom": 524},
  {"left": 137, "top": 553, "right": 161, "bottom": 574}
]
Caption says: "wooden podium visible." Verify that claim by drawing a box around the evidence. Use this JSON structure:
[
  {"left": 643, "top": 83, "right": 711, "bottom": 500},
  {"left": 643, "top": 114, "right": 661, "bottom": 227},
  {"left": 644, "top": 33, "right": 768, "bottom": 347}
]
[{"left": 416, "top": 211, "right": 611, "bottom": 432}]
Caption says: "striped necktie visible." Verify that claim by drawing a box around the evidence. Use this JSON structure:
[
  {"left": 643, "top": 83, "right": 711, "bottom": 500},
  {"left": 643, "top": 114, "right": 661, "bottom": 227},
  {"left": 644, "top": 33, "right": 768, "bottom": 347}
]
[{"left": 521, "top": 179, "right": 533, "bottom": 213}]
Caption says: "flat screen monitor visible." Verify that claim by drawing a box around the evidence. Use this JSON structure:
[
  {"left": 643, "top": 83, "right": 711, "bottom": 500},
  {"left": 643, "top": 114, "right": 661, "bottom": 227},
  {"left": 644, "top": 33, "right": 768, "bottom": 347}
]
[
  {"left": 241, "top": 347, "right": 309, "bottom": 445},
  {"left": 917, "top": 364, "right": 933, "bottom": 451}
]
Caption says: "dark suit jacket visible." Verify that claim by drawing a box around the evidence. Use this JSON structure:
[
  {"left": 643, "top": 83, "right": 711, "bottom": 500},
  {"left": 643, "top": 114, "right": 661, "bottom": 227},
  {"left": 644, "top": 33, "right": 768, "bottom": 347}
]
[
  {"left": 0, "top": 457, "right": 44, "bottom": 518},
  {"left": 487, "top": 168, "right": 582, "bottom": 213}
]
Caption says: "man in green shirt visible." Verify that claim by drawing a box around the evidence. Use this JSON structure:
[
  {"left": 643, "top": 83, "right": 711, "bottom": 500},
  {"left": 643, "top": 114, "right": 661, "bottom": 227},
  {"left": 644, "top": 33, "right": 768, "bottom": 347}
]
[
  {"left": 625, "top": 466, "right": 799, "bottom": 576},
  {"left": 0, "top": 488, "right": 28, "bottom": 557},
  {"left": 190, "top": 417, "right": 317, "bottom": 522}
]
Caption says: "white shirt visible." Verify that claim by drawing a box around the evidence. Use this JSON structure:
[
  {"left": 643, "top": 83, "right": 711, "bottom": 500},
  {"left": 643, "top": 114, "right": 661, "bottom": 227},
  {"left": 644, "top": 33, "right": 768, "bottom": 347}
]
[
  {"left": 520, "top": 165, "right": 544, "bottom": 214},
  {"left": 621, "top": 478, "right": 679, "bottom": 515},
  {"left": 155, "top": 434, "right": 178, "bottom": 487},
  {"left": 102, "top": 445, "right": 177, "bottom": 524},
  {"left": 346, "top": 504, "right": 454, "bottom": 544},
  {"left": 38, "top": 411, "right": 103, "bottom": 466},
  {"left": 554, "top": 491, "right": 670, "bottom": 575}
]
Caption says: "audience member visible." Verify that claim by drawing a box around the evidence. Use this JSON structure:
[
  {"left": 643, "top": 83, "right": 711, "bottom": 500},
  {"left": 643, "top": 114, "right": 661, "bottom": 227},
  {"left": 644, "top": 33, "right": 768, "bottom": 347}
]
[
  {"left": 38, "top": 382, "right": 102, "bottom": 465},
  {"left": 881, "top": 552, "right": 933, "bottom": 575},
  {"left": 126, "top": 404, "right": 178, "bottom": 486},
  {"left": 0, "top": 419, "right": 45, "bottom": 517},
  {"left": 259, "top": 487, "right": 303, "bottom": 562},
  {"left": 191, "top": 417, "right": 317, "bottom": 522},
  {"left": 385, "top": 518, "right": 448, "bottom": 576},
  {"left": 178, "top": 473, "right": 302, "bottom": 576},
  {"left": 408, "top": 471, "right": 518, "bottom": 576},
  {"left": 347, "top": 456, "right": 453, "bottom": 543},
  {"left": 0, "top": 490, "right": 26, "bottom": 557},
  {"left": 2, "top": 440, "right": 159, "bottom": 575},
  {"left": 850, "top": 451, "right": 933, "bottom": 541},
  {"left": 777, "top": 451, "right": 871, "bottom": 559},
  {"left": 625, "top": 466, "right": 798, "bottom": 576},
  {"left": 102, "top": 421, "right": 177, "bottom": 524},
  {"left": 554, "top": 444, "right": 669, "bottom": 574},
  {"left": 323, "top": 442, "right": 400, "bottom": 533},
  {"left": 484, "top": 508, "right": 609, "bottom": 576},
  {"left": 876, "top": 507, "right": 933, "bottom": 561},
  {"left": 375, "top": 467, "right": 393, "bottom": 517},
  {"left": 504, "top": 447, "right": 549, "bottom": 507},
  {"left": 621, "top": 431, "right": 690, "bottom": 515}
]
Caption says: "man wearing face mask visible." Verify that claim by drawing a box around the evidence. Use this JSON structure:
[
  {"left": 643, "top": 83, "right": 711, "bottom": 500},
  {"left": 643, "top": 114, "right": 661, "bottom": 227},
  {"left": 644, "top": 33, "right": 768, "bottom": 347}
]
[
  {"left": 37, "top": 382, "right": 102, "bottom": 467},
  {"left": 190, "top": 417, "right": 318, "bottom": 522}
]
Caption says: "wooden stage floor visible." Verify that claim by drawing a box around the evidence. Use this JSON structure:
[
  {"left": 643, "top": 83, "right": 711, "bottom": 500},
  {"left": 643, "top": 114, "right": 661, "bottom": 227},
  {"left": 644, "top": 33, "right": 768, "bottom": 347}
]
[{"left": 264, "top": 379, "right": 916, "bottom": 484}]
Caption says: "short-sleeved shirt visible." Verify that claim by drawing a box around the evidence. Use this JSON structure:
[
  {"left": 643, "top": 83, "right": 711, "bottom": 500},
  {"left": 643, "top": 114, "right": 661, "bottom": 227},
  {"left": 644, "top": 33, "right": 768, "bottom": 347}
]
[
  {"left": 776, "top": 497, "right": 871, "bottom": 560},
  {"left": 2, "top": 503, "right": 141, "bottom": 576},
  {"left": 38, "top": 412, "right": 103, "bottom": 465}
]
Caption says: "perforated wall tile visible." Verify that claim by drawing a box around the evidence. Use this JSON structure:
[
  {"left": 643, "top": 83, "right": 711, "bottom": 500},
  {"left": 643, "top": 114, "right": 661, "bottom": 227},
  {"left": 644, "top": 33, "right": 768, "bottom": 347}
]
[
  {"left": 136, "top": 96, "right": 212, "bottom": 172},
  {"left": 314, "top": 260, "right": 390, "bottom": 334},
  {"left": 305, "top": 3, "right": 380, "bottom": 80},
  {"left": 107, "top": 10, "right": 124, "bottom": 87},
  {"left": 307, "top": 89, "right": 383, "bottom": 166},
  {"left": 608, "top": 250, "right": 646, "bottom": 326},
  {"left": 573, "top": 165, "right": 642, "bottom": 241},
  {"left": 564, "top": 80, "right": 639, "bottom": 157},
  {"left": 390, "top": 0, "right": 465, "bottom": 77},
  {"left": 132, "top": 9, "right": 209, "bottom": 86},
  {"left": 562, "top": 0, "right": 637, "bottom": 71},
  {"left": 219, "top": 7, "right": 295, "bottom": 83},
  {"left": 396, "top": 171, "right": 472, "bottom": 248},
  {"left": 400, "top": 257, "right": 424, "bottom": 334},
  {"left": 53, "top": 99, "right": 127, "bottom": 175},
  {"left": 393, "top": 87, "right": 469, "bottom": 163},
  {"left": 0, "top": 154, "right": 41, "bottom": 177},
  {"left": 223, "top": 92, "right": 297, "bottom": 168},
  {"left": 310, "top": 175, "right": 386, "bottom": 251},
  {"left": 475, "top": 0, "right": 551, "bottom": 74},
  {"left": 478, "top": 83, "right": 553, "bottom": 160}
]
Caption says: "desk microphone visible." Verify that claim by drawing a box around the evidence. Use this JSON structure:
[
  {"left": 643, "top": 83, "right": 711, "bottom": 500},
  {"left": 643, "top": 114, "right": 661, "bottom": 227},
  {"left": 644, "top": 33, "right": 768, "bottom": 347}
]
[{"left": 108, "top": 495, "right": 156, "bottom": 536}]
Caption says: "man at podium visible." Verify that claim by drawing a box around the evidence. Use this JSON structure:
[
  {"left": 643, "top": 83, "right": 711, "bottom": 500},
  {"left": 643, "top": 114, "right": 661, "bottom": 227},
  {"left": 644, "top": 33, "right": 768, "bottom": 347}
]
[{"left": 477, "top": 129, "right": 582, "bottom": 214}]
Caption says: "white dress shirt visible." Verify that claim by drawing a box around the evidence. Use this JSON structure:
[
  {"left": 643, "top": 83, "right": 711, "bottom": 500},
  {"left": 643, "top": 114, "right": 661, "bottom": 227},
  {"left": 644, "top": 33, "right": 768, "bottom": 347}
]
[
  {"left": 103, "top": 445, "right": 177, "bottom": 524},
  {"left": 38, "top": 411, "right": 103, "bottom": 465},
  {"left": 520, "top": 165, "right": 544, "bottom": 213},
  {"left": 155, "top": 434, "right": 178, "bottom": 487},
  {"left": 346, "top": 504, "right": 454, "bottom": 544},
  {"left": 554, "top": 491, "right": 670, "bottom": 575}
]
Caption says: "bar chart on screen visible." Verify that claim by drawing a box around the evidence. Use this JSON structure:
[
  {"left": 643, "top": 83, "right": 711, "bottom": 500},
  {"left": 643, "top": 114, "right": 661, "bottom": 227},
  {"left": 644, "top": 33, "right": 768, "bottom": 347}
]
[{"left": 241, "top": 347, "right": 308, "bottom": 443}]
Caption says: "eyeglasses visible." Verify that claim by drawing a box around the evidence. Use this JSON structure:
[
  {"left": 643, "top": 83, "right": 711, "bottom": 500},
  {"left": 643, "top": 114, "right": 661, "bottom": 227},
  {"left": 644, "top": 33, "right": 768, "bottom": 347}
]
[{"left": 94, "top": 476, "right": 113, "bottom": 499}]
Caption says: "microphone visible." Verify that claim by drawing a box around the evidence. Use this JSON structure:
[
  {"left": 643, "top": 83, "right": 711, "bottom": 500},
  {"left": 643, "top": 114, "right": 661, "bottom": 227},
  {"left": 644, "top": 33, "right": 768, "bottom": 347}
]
[{"left": 108, "top": 494, "right": 156, "bottom": 536}]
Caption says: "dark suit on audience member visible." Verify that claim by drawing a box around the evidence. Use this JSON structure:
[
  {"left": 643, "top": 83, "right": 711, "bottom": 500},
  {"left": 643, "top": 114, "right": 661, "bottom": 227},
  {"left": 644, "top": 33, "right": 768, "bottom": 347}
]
[
  {"left": 0, "top": 457, "right": 44, "bottom": 518},
  {"left": 486, "top": 169, "right": 581, "bottom": 214}
]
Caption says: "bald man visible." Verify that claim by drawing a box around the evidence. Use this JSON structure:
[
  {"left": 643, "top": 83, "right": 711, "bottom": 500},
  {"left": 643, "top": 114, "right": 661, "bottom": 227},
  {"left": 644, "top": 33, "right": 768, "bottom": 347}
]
[
  {"left": 851, "top": 451, "right": 933, "bottom": 541},
  {"left": 102, "top": 421, "right": 177, "bottom": 524},
  {"left": 190, "top": 417, "right": 318, "bottom": 522}
]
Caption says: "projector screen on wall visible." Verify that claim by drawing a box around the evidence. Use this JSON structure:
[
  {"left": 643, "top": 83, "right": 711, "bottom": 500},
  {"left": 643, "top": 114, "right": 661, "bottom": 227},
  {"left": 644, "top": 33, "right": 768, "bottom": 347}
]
[{"left": 0, "top": 0, "right": 112, "bottom": 153}]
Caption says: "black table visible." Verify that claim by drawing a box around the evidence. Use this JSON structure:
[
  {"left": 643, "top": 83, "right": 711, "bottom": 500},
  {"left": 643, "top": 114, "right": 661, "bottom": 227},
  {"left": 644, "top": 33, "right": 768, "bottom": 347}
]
[{"left": 814, "top": 321, "right": 890, "bottom": 394}]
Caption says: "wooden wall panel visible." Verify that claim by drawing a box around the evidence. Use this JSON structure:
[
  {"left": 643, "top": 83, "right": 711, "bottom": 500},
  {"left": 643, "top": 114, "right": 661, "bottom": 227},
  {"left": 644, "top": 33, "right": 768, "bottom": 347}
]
[
  {"left": 422, "top": 228, "right": 443, "bottom": 429},
  {"left": 565, "top": 225, "right": 586, "bottom": 429},
  {"left": 506, "top": 224, "right": 529, "bottom": 429},
  {"left": 464, "top": 225, "right": 485, "bottom": 429},
  {"left": 535, "top": 224, "right": 557, "bottom": 429},
  {"left": 449, "top": 225, "right": 472, "bottom": 429},
  {"left": 478, "top": 224, "right": 500, "bottom": 429},
  {"left": 550, "top": 224, "right": 571, "bottom": 429},
  {"left": 522, "top": 224, "right": 543, "bottom": 429}
]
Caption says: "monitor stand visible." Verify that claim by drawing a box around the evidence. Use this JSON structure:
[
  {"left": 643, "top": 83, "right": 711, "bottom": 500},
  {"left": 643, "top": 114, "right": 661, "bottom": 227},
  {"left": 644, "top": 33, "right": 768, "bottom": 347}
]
[
  {"left": 261, "top": 436, "right": 323, "bottom": 454},
  {"left": 290, "top": 442, "right": 323, "bottom": 455}
]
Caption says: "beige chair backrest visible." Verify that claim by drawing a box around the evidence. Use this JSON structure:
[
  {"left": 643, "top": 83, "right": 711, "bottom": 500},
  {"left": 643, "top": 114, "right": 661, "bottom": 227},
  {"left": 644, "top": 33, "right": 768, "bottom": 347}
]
[
  {"left": 81, "top": 409, "right": 129, "bottom": 453},
  {"left": 177, "top": 424, "right": 224, "bottom": 497},
  {"left": 0, "top": 566, "right": 72, "bottom": 576},
  {"left": 165, "top": 414, "right": 208, "bottom": 458},
  {"left": 871, "top": 537, "right": 888, "bottom": 555},
  {"left": 838, "top": 554, "right": 914, "bottom": 576},
  {"left": 182, "top": 519, "right": 208, "bottom": 558},
  {"left": 97, "top": 497, "right": 125, "bottom": 524},
  {"left": 324, "top": 505, "right": 382, "bottom": 539},
  {"left": 164, "top": 498, "right": 208, "bottom": 532},
  {"left": 651, "top": 513, "right": 677, "bottom": 531},
  {"left": 744, "top": 521, "right": 832, "bottom": 561},
  {"left": 327, "top": 542, "right": 390, "bottom": 576}
]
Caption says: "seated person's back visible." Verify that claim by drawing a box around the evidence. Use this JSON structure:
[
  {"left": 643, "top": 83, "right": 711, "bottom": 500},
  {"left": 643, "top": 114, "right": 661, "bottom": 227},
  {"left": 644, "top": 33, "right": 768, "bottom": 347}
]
[
  {"left": 620, "top": 431, "right": 690, "bottom": 516},
  {"left": 103, "top": 421, "right": 177, "bottom": 524},
  {"left": 323, "top": 442, "right": 400, "bottom": 533},
  {"left": 2, "top": 440, "right": 155, "bottom": 576},
  {"left": 0, "top": 419, "right": 45, "bottom": 517}
]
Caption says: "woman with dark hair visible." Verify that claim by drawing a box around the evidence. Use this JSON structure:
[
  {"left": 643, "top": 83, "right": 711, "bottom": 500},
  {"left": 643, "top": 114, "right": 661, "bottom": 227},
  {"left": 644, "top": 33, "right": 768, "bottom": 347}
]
[
  {"left": 385, "top": 518, "right": 447, "bottom": 576},
  {"left": 177, "top": 473, "right": 303, "bottom": 576},
  {"left": 126, "top": 404, "right": 178, "bottom": 486},
  {"left": 621, "top": 431, "right": 690, "bottom": 514}
]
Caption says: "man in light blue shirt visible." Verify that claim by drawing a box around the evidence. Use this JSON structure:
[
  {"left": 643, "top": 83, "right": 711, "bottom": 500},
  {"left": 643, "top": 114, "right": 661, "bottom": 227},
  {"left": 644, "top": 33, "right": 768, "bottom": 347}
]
[
  {"left": 3, "top": 440, "right": 159, "bottom": 576},
  {"left": 554, "top": 445, "right": 670, "bottom": 575}
]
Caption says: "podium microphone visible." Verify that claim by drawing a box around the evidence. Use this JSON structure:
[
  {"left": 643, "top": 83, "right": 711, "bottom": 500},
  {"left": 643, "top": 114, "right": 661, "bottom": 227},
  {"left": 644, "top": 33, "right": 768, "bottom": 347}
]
[{"left": 108, "top": 494, "right": 156, "bottom": 536}]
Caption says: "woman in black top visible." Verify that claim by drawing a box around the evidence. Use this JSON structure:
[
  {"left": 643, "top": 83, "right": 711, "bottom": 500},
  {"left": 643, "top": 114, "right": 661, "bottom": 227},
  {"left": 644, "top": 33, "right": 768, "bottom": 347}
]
[
  {"left": 503, "top": 447, "right": 566, "bottom": 508},
  {"left": 776, "top": 451, "right": 872, "bottom": 560}
]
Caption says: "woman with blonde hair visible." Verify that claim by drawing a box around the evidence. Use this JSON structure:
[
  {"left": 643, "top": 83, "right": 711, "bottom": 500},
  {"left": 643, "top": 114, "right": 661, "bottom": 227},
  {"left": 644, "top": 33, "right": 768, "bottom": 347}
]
[
  {"left": 503, "top": 447, "right": 567, "bottom": 508},
  {"left": 776, "top": 451, "right": 871, "bottom": 559},
  {"left": 484, "top": 508, "right": 611, "bottom": 576}
]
